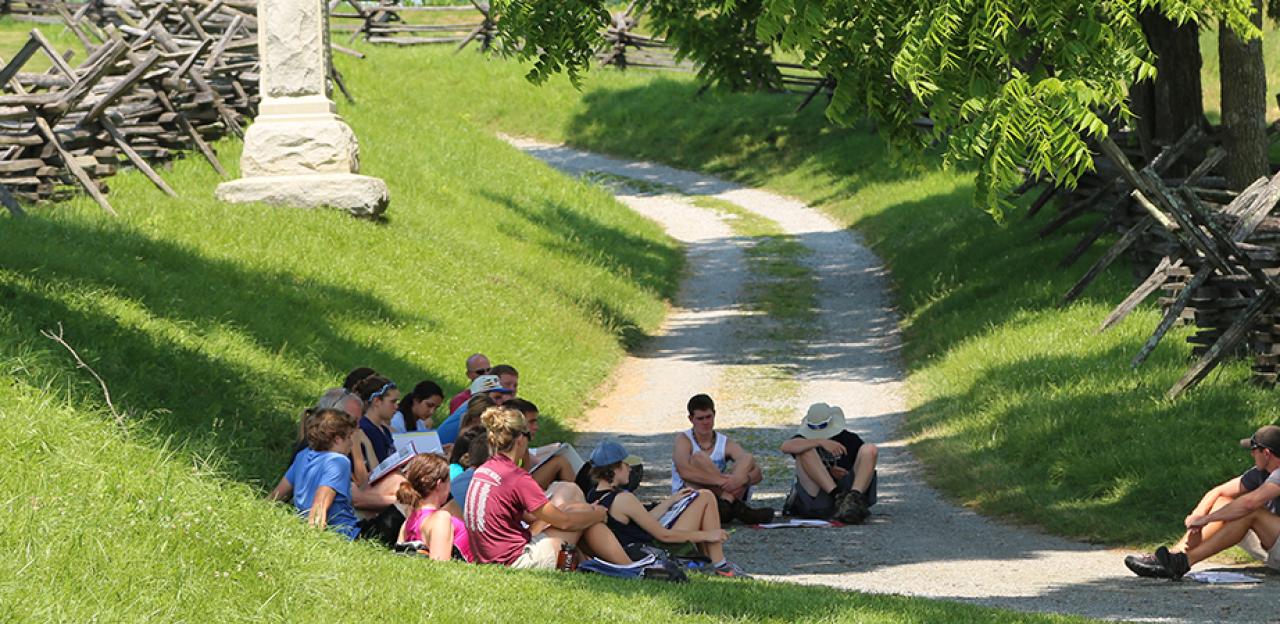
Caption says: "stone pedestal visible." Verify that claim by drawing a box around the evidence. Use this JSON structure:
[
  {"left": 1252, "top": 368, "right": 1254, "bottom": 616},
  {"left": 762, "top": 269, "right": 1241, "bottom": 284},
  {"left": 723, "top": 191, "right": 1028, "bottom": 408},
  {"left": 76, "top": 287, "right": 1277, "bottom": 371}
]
[{"left": 216, "top": 0, "right": 388, "bottom": 216}]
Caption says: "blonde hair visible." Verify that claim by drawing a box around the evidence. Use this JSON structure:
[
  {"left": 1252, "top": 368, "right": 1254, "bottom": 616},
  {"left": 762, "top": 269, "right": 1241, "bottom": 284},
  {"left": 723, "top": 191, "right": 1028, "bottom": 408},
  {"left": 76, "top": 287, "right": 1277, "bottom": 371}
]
[{"left": 481, "top": 406, "right": 527, "bottom": 452}]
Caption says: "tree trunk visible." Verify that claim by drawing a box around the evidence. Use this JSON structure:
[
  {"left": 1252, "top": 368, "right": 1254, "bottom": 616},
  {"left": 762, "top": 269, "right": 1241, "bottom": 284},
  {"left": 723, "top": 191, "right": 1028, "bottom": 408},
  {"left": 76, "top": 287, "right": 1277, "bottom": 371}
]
[
  {"left": 1220, "top": 0, "right": 1269, "bottom": 191},
  {"left": 1131, "top": 10, "right": 1206, "bottom": 160}
]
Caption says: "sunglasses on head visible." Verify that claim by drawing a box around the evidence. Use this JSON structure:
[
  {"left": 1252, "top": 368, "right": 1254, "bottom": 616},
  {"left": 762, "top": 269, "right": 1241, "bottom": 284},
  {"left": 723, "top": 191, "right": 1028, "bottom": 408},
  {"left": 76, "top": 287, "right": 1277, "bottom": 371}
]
[
  {"left": 472, "top": 367, "right": 491, "bottom": 376},
  {"left": 1250, "top": 438, "right": 1277, "bottom": 454}
]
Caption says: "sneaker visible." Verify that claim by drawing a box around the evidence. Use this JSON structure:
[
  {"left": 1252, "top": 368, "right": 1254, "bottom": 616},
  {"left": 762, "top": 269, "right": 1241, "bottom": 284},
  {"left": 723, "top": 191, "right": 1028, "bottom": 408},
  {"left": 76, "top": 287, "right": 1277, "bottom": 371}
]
[
  {"left": 1123, "top": 553, "right": 1164, "bottom": 578},
  {"left": 712, "top": 560, "right": 752, "bottom": 579},
  {"left": 731, "top": 498, "right": 775, "bottom": 524},
  {"left": 1154, "top": 546, "right": 1191, "bottom": 580},
  {"left": 834, "top": 490, "right": 870, "bottom": 524}
]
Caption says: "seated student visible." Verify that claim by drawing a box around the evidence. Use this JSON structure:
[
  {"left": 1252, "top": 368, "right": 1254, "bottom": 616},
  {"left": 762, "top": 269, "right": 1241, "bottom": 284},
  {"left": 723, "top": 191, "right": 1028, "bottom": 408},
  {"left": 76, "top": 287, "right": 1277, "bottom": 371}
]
[
  {"left": 490, "top": 364, "right": 520, "bottom": 396},
  {"left": 391, "top": 380, "right": 444, "bottom": 434},
  {"left": 672, "top": 394, "right": 773, "bottom": 524},
  {"left": 586, "top": 439, "right": 748, "bottom": 578},
  {"left": 1125, "top": 426, "right": 1280, "bottom": 579},
  {"left": 437, "top": 375, "right": 513, "bottom": 445},
  {"left": 349, "top": 375, "right": 401, "bottom": 484},
  {"left": 779, "top": 403, "right": 879, "bottom": 524},
  {"left": 507, "top": 398, "right": 577, "bottom": 489},
  {"left": 448, "top": 353, "right": 491, "bottom": 413},
  {"left": 269, "top": 408, "right": 363, "bottom": 539},
  {"left": 464, "top": 406, "right": 632, "bottom": 568},
  {"left": 448, "top": 428, "right": 491, "bottom": 515},
  {"left": 287, "top": 388, "right": 359, "bottom": 466},
  {"left": 396, "top": 453, "right": 474, "bottom": 562}
]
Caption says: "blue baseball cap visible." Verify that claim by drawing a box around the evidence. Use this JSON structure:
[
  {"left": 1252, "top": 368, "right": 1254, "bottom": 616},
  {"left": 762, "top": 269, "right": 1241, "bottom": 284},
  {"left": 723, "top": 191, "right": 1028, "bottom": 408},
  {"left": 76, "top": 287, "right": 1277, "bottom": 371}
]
[{"left": 589, "top": 438, "right": 642, "bottom": 466}]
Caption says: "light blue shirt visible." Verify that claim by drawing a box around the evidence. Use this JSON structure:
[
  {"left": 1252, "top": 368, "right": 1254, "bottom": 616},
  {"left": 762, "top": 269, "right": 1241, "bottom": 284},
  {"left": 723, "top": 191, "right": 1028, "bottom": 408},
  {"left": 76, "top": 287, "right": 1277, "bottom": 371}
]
[{"left": 284, "top": 448, "right": 359, "bottom": 539}]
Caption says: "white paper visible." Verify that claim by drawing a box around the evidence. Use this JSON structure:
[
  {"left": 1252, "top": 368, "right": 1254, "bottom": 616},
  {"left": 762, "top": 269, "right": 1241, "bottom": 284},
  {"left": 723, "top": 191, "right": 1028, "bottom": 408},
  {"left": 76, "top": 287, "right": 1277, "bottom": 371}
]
[
  {"left": 528, "top": 443, "right": 584, "bottom": 475},
  {"left": 1184, "top": 571, "right": 1262, "bottom": 584},
  {"left": 392, "top": 431, "right": 444, "bottom": 456},
  {"left": 756, "top": 519, "right": 834, "bottom": 529}
]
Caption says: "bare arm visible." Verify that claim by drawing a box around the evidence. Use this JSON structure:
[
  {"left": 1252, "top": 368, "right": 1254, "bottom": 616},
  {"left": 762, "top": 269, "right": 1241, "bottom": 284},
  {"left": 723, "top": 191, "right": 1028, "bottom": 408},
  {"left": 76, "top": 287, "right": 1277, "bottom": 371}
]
[
  {"left": 425, "top": 510, "right": 455, "bottom": 562},
  {"left": 650, "top": 488, "right": 695, "bottom": 516},
  {"left": 672, "top": 434, "right": 727, "bottom": 487},
  {"left": 268, "top": 476, "right": 293, "bottom": 503},
  {"left": 352, "top": 475, "right": 399, "bottom": 510},
  {"left": 780, "top": 437, "right": 845, "bottom": 456},
  {"left": 722, "top": 439, "right": 757, "bottom": 489},
  {"left": 532, "top": 500, "right": 607, "bottom": 531},
  {"left": 308, "top": 486, "right": 337, "bottom": 530},
  {"left": 349, "top": 431, "right": 373, "bottom": 485},
  {"left": 1191, "top": 481, "right": 1280, "bottom": 527},
  {"left": 612, "top": 491, "right": 725, "bottom": 544}
]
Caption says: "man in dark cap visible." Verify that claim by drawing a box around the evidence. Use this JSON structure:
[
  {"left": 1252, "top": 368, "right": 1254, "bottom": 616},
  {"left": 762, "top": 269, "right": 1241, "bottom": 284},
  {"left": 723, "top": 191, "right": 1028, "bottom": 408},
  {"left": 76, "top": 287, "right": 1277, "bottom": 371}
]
[{"left": 1125, "top": 425, "right": 1280, "bottom": 579}]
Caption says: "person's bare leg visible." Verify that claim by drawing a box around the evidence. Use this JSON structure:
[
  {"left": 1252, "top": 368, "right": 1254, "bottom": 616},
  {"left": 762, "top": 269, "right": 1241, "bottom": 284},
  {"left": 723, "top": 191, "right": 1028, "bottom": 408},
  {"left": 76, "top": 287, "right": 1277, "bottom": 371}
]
[
  {"left": 1184, "top": 510, "right": 1280, "bottom": 564},
  {"left": 531, "top": 456, "right": 575, "bottom": 490},
  {"left": 1173, "top": 497, "right": 1231, "bottom": 552},
  {"left": 529, "top": 482, "right": 585, "bottom": 534},
  {"left": 795, "top": 448, "right": 836, "bottom": 497},
  {"left": 538, "top": 527, "right": 581, "bottom": 551},
  {"left": 851, "top": 444, "right": 878, "bottom": 494},
  {"left": 579, "top": 523, "right": 632, "bottom": 564},
  {"left": 685, "top": 453, "right": 729, "bottom": 498},
  {"left": 669, "top": 491, "right": 725, "bottom": 562}
]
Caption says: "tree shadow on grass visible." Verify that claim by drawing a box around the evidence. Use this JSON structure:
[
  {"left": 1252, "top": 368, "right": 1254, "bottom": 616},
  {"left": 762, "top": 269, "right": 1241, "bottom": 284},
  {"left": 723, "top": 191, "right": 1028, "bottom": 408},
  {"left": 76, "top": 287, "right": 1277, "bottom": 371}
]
[
  {"left": 0, "top": 216, "right": 444, "bottom": 486},
  {"left": 561, "top": 78, "right": 929, "bottom": 195},
  {"left": 480, "top": 189, "right": 683, "bottom": 351}
]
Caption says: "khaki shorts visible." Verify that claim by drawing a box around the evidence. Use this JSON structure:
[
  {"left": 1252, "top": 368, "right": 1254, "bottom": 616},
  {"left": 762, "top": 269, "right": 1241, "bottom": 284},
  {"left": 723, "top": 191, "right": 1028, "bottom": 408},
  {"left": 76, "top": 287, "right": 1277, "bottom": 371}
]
[
  {"left": 1239, "top": 530, "right": 1280, "bottom": 570},
  {"left": 510, "top": 533, "right": 560, "bottom": 570}
]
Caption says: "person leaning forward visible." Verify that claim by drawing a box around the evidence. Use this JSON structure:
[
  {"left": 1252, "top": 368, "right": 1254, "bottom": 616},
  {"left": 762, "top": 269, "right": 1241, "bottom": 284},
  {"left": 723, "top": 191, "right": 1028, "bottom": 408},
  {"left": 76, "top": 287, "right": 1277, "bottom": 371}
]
[
  {"left": 780, "top": 402, "right": 879, "bottom": 524},
  {"left": 671, "top": 394, "right": 774, "bottom": 524},
  {"left": 1125, "top": 425, "right": 1280, "bottom": 580}
]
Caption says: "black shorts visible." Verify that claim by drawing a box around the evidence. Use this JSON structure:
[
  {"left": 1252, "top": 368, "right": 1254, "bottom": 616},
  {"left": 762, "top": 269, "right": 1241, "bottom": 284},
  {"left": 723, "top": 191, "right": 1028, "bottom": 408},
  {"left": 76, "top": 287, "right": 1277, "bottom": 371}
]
[{"left": 783, "top": 471, "right": 878, "bottom": 519}]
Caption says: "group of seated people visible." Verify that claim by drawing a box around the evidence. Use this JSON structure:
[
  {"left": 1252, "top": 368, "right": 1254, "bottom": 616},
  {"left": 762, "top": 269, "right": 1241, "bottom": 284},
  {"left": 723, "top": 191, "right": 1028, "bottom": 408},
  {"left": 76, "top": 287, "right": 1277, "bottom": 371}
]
[{"left": 269, "top": 353, "right": 882, "bottom": 580}]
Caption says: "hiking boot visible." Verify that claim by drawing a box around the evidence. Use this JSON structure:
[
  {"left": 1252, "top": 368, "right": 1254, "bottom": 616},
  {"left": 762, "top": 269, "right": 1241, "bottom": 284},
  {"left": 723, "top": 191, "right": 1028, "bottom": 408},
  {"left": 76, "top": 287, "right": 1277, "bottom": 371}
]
[
  {"left": 834, "top": 490, "right": 870, "bottom": 524},
  {"left": 1123, "top": 553, "right": 1164, "bottom": 578},
  {"left": 716, "top": 497, "right": 734, "bottom": 523},
  {"left": 712, "top": 560, "right": 752, "bottom": 579},
  {"left": 1154, "top": 546, "right": 1191, "bottom": 580},
  {"left": 730, "top": 498, "right": 775, "bottom": 525}
]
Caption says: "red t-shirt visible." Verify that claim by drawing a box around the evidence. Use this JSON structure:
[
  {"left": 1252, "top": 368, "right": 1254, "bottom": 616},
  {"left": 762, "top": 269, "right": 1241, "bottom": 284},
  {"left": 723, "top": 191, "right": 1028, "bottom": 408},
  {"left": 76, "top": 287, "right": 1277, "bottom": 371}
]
[
  {"left": 448, "top": 389, "right": 472, "bottom": 413},
  {"left": 464, "top": 454, "right": 549, "bottom": 564}
]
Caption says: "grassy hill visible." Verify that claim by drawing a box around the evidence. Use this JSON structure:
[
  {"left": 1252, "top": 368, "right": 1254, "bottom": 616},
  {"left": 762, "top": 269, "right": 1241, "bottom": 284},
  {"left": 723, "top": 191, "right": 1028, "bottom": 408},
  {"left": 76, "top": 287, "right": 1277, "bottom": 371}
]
[{"left": 0, "top": 19, "right": 1080, "bottom": 623}]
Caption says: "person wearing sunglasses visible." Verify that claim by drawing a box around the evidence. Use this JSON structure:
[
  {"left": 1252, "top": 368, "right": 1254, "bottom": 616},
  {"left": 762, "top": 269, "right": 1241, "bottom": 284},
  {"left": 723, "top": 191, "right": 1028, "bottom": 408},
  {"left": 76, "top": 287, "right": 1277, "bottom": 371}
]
[
  {"left": 1125, "top": 425, "right": 1280, "bottom": 579},
  {"left": 448, "top": 353, "right": 492, "bottom": 413}
]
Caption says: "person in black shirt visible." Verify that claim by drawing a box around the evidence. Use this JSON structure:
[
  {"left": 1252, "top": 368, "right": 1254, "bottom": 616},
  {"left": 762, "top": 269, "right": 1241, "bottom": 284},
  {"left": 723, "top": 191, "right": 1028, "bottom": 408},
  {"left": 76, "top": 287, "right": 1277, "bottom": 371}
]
[{"left": 780, "top": 403, "right": 879, "bottom": 524}]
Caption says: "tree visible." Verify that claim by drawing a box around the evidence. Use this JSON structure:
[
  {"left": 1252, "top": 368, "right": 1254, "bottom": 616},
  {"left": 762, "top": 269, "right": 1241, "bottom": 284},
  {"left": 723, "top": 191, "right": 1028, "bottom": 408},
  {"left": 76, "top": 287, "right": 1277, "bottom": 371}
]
[
  {"left": 1219, "top": 0, "right": 1269, "bottom": 190},
  {"left": 493, "top": 0, "right": 1262, "bottom": 217}
]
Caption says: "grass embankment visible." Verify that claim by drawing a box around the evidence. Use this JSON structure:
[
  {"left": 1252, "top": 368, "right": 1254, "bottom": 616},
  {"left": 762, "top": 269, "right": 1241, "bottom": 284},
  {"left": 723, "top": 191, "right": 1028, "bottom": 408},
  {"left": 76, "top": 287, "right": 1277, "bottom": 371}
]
[
  {"left": 371, "top": 43, "right": 1280, "bottom": 546},
  {"left": 0, "top": 20, "right": 1077, "bottom": 622}
]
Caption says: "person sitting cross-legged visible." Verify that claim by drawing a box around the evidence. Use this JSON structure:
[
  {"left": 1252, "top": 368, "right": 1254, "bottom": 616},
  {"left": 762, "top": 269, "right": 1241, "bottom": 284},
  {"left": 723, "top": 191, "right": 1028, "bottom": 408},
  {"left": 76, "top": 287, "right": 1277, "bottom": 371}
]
[
  {"left": 586, "top": 438, "right": 748, "bottom": 578},
  {"left": 671, "top": 393, "right": 773, "bottom": 524},
  {"left": 1125, "top": 425, "right": 1280, "bottom": 580},
  {"left": 779, "top": 403, "right": 879, "bottom": 524}
]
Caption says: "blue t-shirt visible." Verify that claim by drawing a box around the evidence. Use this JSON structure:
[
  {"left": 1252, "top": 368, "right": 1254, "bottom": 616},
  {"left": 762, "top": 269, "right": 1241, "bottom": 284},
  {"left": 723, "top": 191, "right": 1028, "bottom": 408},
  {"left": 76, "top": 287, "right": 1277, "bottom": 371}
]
[
  {"left": 436, "top": 403, "right": 468, "bottom": 445},
  {"left": 359, "top": 416, "right": 395, "bottom": 464},
  {"left": 450, "top": 467, "right": 476, "bottom": 514},
  {"left": 284, "top": 448, "right": 359, "bottom": 539}
]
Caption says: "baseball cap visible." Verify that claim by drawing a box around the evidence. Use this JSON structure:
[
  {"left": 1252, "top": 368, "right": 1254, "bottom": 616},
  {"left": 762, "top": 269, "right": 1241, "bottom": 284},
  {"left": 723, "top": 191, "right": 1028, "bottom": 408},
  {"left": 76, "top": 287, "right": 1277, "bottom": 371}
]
[
  {"left": 589, "top": 438, "right": 642, "bottom": 466},
  {"left": 469, "top": 374, "right": 513, "bottom": 395},
  {"left": 1241, "top": 425, "right": 1280, "bottom": 455},
  {"left": 797, "top": 402, "right": 846, "bottom": 439}
]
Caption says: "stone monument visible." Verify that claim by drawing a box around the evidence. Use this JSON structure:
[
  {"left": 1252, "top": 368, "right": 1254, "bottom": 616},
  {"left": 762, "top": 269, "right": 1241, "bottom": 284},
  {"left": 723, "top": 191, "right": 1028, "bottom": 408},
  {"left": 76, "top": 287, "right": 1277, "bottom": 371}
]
[{"left": 216, "top": 0, "right": 388, "bottom": 216}]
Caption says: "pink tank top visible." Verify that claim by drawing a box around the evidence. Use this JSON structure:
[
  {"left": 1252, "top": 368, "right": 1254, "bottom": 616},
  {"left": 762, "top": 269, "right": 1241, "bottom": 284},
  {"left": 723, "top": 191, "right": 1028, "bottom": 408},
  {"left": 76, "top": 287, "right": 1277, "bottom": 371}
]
[{"left": 404, "top": 506, "right": 474, "bottom": 562}]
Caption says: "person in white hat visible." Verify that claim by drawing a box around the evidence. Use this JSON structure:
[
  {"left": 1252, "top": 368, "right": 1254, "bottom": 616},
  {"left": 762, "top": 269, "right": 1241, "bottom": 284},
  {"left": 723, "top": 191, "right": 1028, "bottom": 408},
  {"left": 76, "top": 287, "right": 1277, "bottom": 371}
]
[{"left": 780, "top": 402, "right": 879, "bottom": 524}]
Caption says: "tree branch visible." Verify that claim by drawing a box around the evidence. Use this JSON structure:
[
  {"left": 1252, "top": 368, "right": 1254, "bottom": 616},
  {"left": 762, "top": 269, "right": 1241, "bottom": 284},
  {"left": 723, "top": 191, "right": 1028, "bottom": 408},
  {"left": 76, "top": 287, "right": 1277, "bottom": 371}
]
[{"left": 40, "top": 323, "right": 124, "bottom": 427}]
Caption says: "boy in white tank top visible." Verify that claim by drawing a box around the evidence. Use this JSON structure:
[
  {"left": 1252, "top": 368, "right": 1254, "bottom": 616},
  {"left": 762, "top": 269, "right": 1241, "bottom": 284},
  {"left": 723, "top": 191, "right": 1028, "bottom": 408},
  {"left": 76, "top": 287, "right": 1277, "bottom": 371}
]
[{"left": 671, "top": 394, "right": 773, "bottom": 524}]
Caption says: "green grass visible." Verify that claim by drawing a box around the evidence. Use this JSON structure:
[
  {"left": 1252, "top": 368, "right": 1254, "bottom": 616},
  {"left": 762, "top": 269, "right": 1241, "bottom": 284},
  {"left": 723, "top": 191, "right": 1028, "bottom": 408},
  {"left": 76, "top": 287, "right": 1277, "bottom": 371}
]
[
  {"left": 0, "top": 21, "right": 1084, "bottom": 623},
  {"left": 364, "top": 45, "right": 1280, "bottom": 547}
]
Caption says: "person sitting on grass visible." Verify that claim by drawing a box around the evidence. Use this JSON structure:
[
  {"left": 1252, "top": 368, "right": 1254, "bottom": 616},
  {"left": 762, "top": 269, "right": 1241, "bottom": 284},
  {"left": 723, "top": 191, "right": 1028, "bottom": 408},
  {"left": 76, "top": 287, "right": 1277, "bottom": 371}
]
[
  {"left": 672, "top": 393, "right": 773, "bottom": 524},
  {"left": 286, "top": 387, "right": 363, "bottom": 467},
  {"left": 449, "top": 427, "right": 491, "bottom": 515},
  {"left": 391, "top": 380, "right": 444, "bottom": 434},
  {"left": 780, "top": 402, "right": 879, "bottom": 524},
  {"left": 269, "top": 408, "right": 364, "bottom": 539},
  {"left": 586, "top": 438, "right": 748, "bottom": 578},
  {"left": 343, "top": 367, "right": 377, "bottom": 393},
  {"left": 396, "top": 453, "right": 474, "bottom": 562},
  {"left": 437, "top": 375, "right": 513, "bottom": 445},
  {"left": 508, "top": 398, "right": 577, "bottom": 489},
  {"left": 464, "top": 406, "right": 632, "bottom": 568},
  {"left": 448, "top": 353, "right": 490, "bottom": 413},
  {"left": 1125, "top": 425, "right": 1280, "bottom": 580},
  {"left": 350, "top": 375, "right": 400, "bottom": 483}
]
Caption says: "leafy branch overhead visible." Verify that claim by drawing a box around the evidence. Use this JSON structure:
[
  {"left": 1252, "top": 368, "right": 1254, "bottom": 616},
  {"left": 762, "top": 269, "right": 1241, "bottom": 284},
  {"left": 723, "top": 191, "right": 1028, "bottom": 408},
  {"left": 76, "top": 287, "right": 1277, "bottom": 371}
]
[{"left": 493, "top": 0, "right": 1260, "bottom": 218}]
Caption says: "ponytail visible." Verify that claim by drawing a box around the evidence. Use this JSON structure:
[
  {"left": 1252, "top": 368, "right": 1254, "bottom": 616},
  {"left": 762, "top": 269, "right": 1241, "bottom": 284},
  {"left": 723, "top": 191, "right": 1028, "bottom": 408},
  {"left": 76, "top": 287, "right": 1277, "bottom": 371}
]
[{"left": 397, "top": 454, "right": 450, "bottom": 510}]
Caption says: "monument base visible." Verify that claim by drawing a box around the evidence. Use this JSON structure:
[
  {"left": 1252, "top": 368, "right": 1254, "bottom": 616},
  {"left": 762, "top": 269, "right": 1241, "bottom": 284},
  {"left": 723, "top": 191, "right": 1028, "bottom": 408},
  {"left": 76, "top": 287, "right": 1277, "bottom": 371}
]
[{"left": 216, "top": 173, "right": 389, "bottom": 217}]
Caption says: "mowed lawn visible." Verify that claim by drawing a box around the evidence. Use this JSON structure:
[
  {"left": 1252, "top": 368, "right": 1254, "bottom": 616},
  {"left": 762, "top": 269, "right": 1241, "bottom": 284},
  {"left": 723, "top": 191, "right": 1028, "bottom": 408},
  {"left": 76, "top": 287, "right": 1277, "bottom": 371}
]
[
  {"left": 0, "top": 19, "right": 1087, "bottom": 624},
  {"left": 361, "top": 39, "right": 1280, "bottom": 546}
]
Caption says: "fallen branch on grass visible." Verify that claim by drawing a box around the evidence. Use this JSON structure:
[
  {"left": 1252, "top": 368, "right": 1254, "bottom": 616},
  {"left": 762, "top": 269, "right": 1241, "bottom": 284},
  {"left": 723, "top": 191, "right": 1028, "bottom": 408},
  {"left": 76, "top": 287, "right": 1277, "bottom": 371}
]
[{"left": 40, "top": 322, "right": 124, "bottom": 426}]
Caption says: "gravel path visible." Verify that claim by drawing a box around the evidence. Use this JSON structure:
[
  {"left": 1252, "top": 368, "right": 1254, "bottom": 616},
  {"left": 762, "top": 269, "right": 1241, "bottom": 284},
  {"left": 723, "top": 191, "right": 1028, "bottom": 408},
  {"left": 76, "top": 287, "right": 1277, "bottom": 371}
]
[{"left": 504, "top": 135, "right": 1280, "bottom": 622}]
